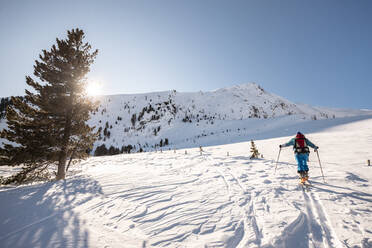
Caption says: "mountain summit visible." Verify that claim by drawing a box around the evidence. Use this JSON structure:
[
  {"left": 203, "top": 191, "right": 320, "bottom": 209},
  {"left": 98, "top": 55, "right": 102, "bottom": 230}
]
[{"left": 85, "top": 83, "right": 369, "bottom": 154}]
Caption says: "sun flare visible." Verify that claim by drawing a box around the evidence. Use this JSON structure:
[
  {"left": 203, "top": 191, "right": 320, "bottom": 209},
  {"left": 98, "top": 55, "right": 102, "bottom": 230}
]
[{"left": 85, "top": 80, "right": 102, "bottom": 96}]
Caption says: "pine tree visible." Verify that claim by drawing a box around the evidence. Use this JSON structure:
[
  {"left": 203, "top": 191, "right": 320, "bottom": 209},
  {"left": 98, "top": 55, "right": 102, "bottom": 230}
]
[
  {"left": 0, "top": 28, "right": 98, "bottom": 184},
  {"left": 250, "top": 140, "right": 260, "bottom": 159}
]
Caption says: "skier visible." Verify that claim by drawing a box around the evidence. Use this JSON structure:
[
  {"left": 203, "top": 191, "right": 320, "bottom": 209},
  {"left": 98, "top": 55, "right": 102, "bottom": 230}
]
[{"left": 279, "top": 132, "right": 319, "bottom": 183}]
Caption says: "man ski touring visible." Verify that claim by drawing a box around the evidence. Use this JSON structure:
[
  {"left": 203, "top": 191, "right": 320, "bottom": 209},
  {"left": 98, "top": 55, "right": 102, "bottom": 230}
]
[{"left": 279, "top": 132, "right": 319, "bottom": 183}]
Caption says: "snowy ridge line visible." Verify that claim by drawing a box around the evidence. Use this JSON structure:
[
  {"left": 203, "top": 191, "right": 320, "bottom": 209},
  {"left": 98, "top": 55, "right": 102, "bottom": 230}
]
[
  {"left": 85, "top": 83, "right": 372, "bottom": 153},
  {"left": 1, "top": 83, "right": 372, "bottom": 154}
]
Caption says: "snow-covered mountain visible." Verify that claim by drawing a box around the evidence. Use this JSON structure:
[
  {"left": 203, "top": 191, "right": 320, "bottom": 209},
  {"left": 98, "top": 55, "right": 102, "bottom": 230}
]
[
  {"left": 1, "top": 83, "right": 371, "bottom": 154},
  {"left": 1, "top": 83, "right": 372, "bottom": 247},
  {"left": 88, "top": 83, "right": 370, "bottom": 153}
]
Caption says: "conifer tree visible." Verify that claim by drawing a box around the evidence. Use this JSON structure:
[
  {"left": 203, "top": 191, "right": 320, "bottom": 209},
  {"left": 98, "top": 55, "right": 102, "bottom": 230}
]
[
  {"left": 0, "top": 28, "right": 98, "bottom": 183},
  {"left": 250, "top": 140, "right": 260, "bottom": 159}
]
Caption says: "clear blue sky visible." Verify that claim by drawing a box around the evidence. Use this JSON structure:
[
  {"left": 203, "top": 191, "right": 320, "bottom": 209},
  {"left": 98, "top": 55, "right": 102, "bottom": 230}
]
[{"left": 0, "top": 0, "right": 371, "bottom": 109}]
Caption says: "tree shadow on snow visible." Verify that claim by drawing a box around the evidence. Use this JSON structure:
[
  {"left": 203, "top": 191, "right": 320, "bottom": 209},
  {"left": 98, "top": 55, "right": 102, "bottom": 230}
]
[{"left": 0, "top": 176, "right": 103, "bottom": 248}]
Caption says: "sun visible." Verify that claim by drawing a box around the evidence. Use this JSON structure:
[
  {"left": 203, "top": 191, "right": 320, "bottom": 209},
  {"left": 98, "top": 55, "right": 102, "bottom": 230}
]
[{"left": 85, "top": 80, "right": 102, "bottom": 96}]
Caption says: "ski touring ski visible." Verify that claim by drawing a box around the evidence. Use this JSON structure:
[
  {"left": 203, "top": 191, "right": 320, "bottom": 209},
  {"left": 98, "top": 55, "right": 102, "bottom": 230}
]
[{"left": 299, "top": 179, "right": 312, "bottom": 191}]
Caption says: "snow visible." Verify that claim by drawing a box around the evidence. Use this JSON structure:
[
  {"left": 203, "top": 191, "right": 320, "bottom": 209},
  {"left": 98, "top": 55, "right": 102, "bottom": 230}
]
[
  {"left": 0, "top": 119, "right": 6, "bottom": 148},
  {"left": 86, "top": 83, "right": 371, "bottom": 152},
  {"left": 2, "top": 83, "right": 371, "bottom": 153},
  {"left": 1, "top": 115, "right": 372, "bottom": 247}
]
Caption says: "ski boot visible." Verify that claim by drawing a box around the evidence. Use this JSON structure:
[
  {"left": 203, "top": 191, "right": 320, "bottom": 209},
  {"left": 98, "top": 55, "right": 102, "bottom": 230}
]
[{"left": 299, "top": 171, "right": 309, "bottom": 184}]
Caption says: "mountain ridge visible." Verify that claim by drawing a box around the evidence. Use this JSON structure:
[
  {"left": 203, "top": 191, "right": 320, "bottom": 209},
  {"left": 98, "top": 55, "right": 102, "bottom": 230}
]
[
  {"left": 1, "top": 83, "right": 371, "bottom": 154},
  {"left": 86, "top": 83, "right": 371, "bottom": 154}
]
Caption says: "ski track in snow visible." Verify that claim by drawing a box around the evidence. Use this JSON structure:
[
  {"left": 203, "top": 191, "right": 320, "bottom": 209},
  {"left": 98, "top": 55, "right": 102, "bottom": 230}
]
[{"left": 1, "top": 117, "right": 372, "bottom": 247}]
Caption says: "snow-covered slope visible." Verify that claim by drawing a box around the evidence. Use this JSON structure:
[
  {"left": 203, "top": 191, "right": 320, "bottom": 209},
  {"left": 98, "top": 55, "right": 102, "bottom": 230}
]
[
  {"left": 0, "top": 115, "right": 371, "bottom": 247},
  {"left": 88, "top": 83, "right": 371, "bottom": 153},
  {"left": 1, "top": 83, "right": 371, "bottom": 153}
]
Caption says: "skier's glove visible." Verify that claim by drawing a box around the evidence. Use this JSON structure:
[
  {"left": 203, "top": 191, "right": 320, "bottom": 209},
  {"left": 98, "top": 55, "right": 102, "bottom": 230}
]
[
  {"left": 279, "top": 145, "right": 282, "bottom": 148},
  {"left": 314, "top": 146, "right": 319, "bottom": 152}
]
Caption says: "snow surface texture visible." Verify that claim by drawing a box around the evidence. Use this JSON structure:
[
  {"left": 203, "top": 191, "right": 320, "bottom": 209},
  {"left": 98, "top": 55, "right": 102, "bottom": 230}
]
[
  {"left": 1, "top": 116, "right": 372, "bottom": 248},
  {"left": 87, "top": 83, "right": 371, "bottom": 152}
]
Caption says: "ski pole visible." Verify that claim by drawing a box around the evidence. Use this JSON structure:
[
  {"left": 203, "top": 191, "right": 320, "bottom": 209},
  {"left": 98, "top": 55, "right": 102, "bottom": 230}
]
[
  {"left": 274, "top": 148, "right": 281, "bottom": 174},
  {"left": 316, "top": 150, "right": 326, "bottom": 183}
]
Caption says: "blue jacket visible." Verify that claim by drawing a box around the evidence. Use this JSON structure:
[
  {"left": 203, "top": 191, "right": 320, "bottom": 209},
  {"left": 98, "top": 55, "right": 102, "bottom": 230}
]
[{"left": 281, "top": 137, "right": 318, "bottom": 151}]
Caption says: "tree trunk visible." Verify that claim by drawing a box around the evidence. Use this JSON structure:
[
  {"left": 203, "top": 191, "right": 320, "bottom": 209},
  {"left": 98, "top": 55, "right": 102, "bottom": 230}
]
[
  {"left": 56, "top": 110, "right": 72, "bottom": 180},
  {"left": 56, "top": 150, "right": 67, "bottom": 180},
  {"left": 65, "top": 148, "right": 76, "bottom": 173}
]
